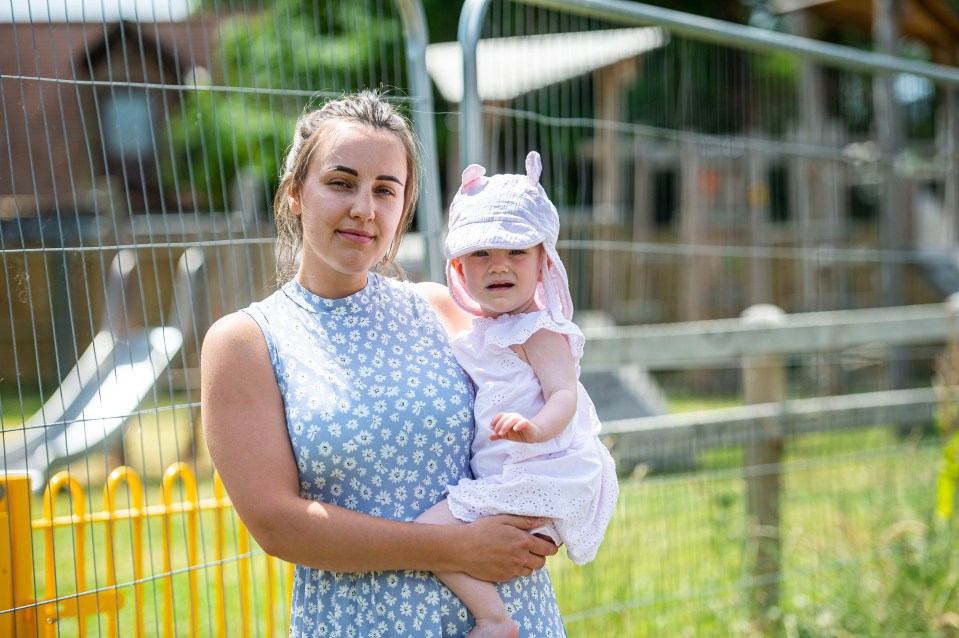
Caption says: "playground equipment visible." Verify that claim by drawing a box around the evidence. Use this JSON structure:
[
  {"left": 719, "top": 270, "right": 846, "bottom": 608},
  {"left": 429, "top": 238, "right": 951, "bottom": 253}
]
[{"left": 0, "top": 248, "right": 206, "bottom": 491}]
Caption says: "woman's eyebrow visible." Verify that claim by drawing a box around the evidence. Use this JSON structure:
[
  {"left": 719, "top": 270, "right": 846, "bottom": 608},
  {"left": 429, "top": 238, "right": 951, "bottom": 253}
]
[{"left": 328, "top": 165, "right": 403, "bottom": 185}]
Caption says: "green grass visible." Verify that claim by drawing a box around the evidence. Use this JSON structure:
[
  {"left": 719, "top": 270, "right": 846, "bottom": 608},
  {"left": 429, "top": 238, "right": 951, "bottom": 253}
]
[
  {"left": 6, "top": 388, "right": 957, "bottom": 636},
  {"left": 1, "top": 383, "right": 44, "bottom": 428},
  {"left": 548, "top": 430, "right": 957, "bottom": 637},
  {"left": 668, "top": 393, "right": 742, "bottom": 413}
]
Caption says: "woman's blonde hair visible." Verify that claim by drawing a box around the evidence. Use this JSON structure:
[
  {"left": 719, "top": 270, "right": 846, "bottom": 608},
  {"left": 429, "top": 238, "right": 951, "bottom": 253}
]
[{"left": 273, "top": 90, "right": 421, "bottom": 286}]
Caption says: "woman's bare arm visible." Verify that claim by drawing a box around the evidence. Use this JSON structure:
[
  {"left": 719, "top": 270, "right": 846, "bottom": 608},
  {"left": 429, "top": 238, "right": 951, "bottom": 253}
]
[{"left": 200, "top": 311, "right": 556, "bottom": 581}]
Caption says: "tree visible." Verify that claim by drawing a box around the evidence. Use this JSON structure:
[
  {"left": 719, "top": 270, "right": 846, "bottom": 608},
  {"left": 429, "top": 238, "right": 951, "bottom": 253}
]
[{"left": 165, "top": 0, "right": 403, "bottom": 211}]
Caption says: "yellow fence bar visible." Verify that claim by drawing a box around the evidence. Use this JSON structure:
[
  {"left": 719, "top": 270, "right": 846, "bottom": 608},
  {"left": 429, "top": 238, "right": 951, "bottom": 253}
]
[
  {"left": 42, "top": 473, "right": 90, "bottom": 637},
  {"left": 213, "top": 474, "right": 228, "bottom": 638},
  {"left": 162, "top": 462, "right": 200, "bottom": 638},
  {"left": 104, "top": 467, "right": 145, "bottom": 638},
  {"left": 1, "top": 474, "right": 39, "bottom": 638},
  {"left": 0, "top": 465, "right": 292, "bottom": 637}
]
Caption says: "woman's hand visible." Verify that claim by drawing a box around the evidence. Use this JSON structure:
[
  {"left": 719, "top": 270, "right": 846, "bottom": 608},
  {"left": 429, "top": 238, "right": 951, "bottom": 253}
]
[{"left": 456, "top": 515, "right": 558, "bottom": 583}]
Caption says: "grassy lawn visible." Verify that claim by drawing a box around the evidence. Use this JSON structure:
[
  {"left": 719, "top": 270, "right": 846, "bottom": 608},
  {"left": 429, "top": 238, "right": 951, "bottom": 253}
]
[
  {"left": 6, "top": 387, "right": 956, "bottom": 636},
  {"left": 1, "top": 383, "right": 44, "bottom": 427},
  {"left": 549, "top": 428, "right": 956, "bottom": 637}
]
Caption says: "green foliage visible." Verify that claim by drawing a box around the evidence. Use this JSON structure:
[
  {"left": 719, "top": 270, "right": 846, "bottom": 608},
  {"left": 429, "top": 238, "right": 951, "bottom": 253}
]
[
  {"left": 164, "top": 2, "right": 402, "bottom": 211},
  {"left": 934, "top": 342, "right": 959, "bottom": 520},
  {"left": 165, "top": 89, "right": 292, "bottom": 211}
]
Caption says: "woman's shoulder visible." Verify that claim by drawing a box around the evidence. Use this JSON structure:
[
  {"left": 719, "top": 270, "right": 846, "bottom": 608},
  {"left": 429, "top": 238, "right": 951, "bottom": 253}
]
[
  {"left": 202, "top": 311, "right": 267, "bottom": 358},
  {"left": 410, "top": 280, "right": 450, "bottom": 311},
  {"left": 411, "top": 280, "right": 472, "bottom": 335}
]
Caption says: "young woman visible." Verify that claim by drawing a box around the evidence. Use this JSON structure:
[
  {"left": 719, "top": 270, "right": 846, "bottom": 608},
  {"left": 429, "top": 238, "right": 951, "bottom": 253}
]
[{"left": 200, "top": 92, "right": 567, "bottom": 636}]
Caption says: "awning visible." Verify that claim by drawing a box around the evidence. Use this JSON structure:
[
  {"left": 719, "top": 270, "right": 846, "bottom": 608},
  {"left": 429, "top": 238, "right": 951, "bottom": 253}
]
[{"left": 426, "top": 27, "right": 669, "bottom": 103}]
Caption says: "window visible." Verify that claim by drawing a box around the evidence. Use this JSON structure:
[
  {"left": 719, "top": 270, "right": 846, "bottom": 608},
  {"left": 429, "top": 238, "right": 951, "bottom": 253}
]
[
  {"left": 652, "top": 168, "right": 677, "bottom": 227},
  {"left": 767, "top": 165, "right": 790, "bottom": 223},
  {"left": 102, "top": 90, "right": 154, "bottom": 159}
]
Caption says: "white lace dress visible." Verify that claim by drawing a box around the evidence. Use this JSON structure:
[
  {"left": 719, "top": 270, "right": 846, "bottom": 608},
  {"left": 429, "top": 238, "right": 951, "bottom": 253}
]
[{"left": 446, "top": 311, "right": 619, "bottom": 564}]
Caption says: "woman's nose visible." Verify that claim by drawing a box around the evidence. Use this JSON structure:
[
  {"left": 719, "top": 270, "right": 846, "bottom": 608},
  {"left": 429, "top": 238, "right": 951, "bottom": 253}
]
[{"left": 350, "top": 190, "right": 375, "bottom": 220}]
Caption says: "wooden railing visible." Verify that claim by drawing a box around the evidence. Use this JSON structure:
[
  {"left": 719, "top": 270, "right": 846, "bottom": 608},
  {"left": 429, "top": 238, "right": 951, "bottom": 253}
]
[{"left": 583, "top": 299, "right": 959, "bottom": 629}]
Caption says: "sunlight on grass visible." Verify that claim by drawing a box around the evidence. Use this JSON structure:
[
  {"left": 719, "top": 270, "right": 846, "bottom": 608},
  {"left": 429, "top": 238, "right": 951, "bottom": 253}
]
[
  {"left": 6, "top": 386, "right": 957, "bottom": 636},
  {"left": 548, "top": 435, "right": 955, "bottom": 637}
]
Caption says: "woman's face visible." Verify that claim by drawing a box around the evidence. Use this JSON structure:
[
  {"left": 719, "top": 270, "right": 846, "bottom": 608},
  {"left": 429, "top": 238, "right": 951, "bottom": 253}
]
[{"left": 291, "top": 123, "right": 408, "bottom": 298}]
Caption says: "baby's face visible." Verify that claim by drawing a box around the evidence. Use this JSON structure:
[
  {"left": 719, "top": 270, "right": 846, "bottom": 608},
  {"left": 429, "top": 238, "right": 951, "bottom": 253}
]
[{"left": 452, "top": 244, "right": 543, "bottom": 318}]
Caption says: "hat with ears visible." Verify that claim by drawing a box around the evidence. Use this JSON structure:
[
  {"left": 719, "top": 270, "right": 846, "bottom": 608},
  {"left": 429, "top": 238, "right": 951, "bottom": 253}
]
[{"left": 445, "top": 151, "right": 573, "bottom": 322}]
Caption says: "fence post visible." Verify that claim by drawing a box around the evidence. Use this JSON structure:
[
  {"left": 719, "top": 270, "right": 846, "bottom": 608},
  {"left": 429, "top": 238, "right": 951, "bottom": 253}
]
[
  {"left": 741, "top": 304, "right": 786, "bottom": 635},
  {"left": 1, "top": 474, "right": 38, "bottom": 638}
]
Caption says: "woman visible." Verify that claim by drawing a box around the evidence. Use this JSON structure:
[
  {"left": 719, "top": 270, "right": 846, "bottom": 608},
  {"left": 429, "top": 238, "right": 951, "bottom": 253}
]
[{"left": 200, "top": 90, "right": 567, "bottom": 636}]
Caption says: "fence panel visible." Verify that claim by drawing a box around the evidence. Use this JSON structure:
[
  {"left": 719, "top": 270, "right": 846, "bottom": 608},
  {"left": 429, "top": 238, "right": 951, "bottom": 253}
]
[
  {"left": 1, "top": 466, "right": 291, "bottom": 637},
  {"left": 449, "top": 0, "right": 959, "bottom": 634},
  {"left": 3, "top": 0, "right": 959, "bottom": 635},
  {"left": 1, "top": 1, "right": 435, "bottom": 635}
]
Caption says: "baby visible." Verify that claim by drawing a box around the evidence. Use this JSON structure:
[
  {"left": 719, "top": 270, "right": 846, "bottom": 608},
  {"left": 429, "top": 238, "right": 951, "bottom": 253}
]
[{"left": 417, "top": 151, "right": 619, "bottom": 637}]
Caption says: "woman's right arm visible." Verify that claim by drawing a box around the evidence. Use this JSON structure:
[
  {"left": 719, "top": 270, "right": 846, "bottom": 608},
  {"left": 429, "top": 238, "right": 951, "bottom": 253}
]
[{"left": 200, "top": 312, "right": 557, "bottom": 581}]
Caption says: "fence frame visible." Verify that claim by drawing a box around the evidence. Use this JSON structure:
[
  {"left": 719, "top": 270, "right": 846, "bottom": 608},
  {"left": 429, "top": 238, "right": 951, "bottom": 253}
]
[
  {"left": 457, "top": 0, "right": 959, "bottom": 167},
  {"left": 584, "top": 297, "right": 959, "bottom": 628},
  {"left": 1, "top": 465, "right": 293, "bottom": 638}
]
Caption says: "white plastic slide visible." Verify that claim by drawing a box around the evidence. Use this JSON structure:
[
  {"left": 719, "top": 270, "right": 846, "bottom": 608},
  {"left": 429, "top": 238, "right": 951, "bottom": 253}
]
[{"left": 1, "top": 248, "right": 205, "bottom": 490}]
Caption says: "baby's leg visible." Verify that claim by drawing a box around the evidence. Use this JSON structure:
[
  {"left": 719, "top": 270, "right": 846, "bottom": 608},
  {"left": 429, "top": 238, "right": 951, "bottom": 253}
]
[{"left": 417, "top": 500, "right": 518, "bottom": 638}]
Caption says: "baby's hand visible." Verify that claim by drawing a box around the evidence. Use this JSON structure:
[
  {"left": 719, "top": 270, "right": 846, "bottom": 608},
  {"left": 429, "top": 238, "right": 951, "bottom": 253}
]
[{"left": 489, "top": 412, "right": 544, "bottom": 443}]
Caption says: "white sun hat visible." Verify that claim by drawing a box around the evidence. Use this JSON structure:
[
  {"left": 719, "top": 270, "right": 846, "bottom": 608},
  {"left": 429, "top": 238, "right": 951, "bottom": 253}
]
[{"left": 445, "top": 151, "right": 573, "bottom": 322}]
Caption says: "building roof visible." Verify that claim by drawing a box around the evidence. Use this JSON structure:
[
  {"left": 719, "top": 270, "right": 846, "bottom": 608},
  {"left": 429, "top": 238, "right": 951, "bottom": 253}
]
[
  {"left": 425, "top": 27, "right": 669, "bottom": 103},
  {"left": 773, "top": 0, "right": 959, "bottom": 55},
  {"left": 0, "top": 0, "right": 192, "bottom": 22},
  {"left": 0, "top": 17, "right": 222, "bottom": 216}
]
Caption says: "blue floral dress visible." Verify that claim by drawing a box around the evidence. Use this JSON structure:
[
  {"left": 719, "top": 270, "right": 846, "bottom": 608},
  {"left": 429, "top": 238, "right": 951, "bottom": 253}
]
[{"left": 242, "top": 274, "right": 567, "bottom": 638}]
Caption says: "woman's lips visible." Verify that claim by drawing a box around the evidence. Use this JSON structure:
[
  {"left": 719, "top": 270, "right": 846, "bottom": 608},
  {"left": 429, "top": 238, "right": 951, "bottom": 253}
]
[{"left": 339, "top": 229, "right": 374, "bottom": 244}]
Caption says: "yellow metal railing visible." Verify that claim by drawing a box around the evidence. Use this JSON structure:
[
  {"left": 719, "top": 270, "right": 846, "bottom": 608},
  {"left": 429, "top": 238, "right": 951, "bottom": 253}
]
[{"left": 1, "top": 466, "right": 294, "bottom": 637}]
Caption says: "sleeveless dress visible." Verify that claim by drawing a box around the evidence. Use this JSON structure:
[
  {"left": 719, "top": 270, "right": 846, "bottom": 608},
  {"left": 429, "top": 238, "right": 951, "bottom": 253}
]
[
  {"left": 242, "top": 274, "right": 567, "bottom": 638},
  {"left": 445, "top": 311, "right": 619, "bottom": 565}
]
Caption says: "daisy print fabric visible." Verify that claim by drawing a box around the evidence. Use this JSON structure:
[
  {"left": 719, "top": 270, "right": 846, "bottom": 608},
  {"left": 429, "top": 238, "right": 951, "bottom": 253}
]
[{"left": 242, "top": 274, "right": 566, "bottom": 637}]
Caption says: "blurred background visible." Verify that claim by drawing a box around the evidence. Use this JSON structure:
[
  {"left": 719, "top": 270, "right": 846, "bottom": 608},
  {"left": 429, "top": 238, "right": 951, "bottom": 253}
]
[{"left": 2, "top": 0, "right": 959, "bottom": 635}]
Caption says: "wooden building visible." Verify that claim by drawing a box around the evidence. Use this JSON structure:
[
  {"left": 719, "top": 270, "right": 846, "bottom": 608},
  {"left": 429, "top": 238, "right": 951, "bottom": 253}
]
[{"left": 0, "top": 16, "right": 227, "bottom": 386}]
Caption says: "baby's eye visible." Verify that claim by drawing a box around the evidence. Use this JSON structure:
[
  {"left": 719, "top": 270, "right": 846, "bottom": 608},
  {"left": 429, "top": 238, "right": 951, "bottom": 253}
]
[
  {"left": 509, "top": 249, "right": 527, "bottom": 255},
  {"left": 470, "top": 250, "right": 489, "bottom": 257}
]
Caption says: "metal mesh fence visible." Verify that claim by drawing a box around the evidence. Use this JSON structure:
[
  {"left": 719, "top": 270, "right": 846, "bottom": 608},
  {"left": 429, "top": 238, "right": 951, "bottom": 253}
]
[
  {"left": 451, "top": 0, "right": 958, "bottom": 634},
  {"left": 1, "top": 1, "right": 426, "bottom": 635},
  {"left": 1, "top": 0, "right": 958, "bottom": 635}
]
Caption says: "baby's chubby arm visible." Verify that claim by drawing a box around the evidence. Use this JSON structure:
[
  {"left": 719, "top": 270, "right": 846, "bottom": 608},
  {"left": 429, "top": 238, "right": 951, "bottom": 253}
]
[{"left": 492, "top": 329, "right": 578, "bottom": 443}]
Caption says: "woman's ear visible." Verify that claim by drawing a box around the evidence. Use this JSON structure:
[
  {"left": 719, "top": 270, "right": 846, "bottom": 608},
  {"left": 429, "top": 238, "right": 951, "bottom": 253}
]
[{"left": 288, "top": 194, "right": 301, "bottom": 216}]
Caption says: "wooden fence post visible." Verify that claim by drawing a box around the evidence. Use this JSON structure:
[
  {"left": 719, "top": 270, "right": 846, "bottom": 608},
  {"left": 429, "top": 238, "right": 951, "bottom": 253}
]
[{"left": 741, "top": 304, "right": 786, "bottom": 635}]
